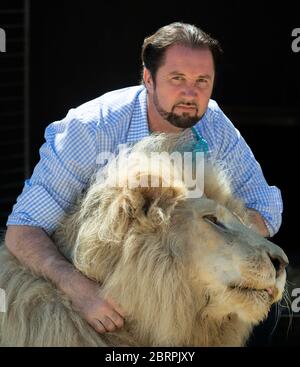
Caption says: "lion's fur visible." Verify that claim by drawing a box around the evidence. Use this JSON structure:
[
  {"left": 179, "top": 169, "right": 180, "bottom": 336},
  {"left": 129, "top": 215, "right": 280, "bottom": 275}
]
[{"left": 0, "top": 133, "right": 287, "bottom": 346}]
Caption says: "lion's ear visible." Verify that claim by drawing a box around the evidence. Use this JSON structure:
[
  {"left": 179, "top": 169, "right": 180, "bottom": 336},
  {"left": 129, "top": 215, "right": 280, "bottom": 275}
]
[{"left": 131, "top": 173, "right": 187, "bottom": 226}]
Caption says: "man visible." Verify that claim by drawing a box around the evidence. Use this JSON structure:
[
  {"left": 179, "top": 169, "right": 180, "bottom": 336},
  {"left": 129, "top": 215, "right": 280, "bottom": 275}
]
[{"left": 5, "top": 22, "right": 282, "bottom": 335}]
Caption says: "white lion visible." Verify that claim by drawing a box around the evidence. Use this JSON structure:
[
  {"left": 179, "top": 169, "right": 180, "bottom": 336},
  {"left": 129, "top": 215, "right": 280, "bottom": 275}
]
[{"left": 0, "top": 133, "right": 288, "bottom": 346}]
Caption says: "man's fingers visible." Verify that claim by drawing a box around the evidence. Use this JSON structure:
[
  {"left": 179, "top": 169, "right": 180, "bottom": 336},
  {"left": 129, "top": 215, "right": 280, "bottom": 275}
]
[
  {"left": 93, "top": 311, "right": 124, "bottom": 334},
  {"left": 100, "top": 316, "right": 117, "bottom": 332},
  {"left": 108, "top": 311, "right": 124, "bottom": 328},
  {"left": 101, "top": 299, "right": 125, "bottom": 328},
  {"left": 82, "top": 292, "right": 127, "bottom": 333},
  {"left": 107, "top": 297, "right": 127, "bottom": 318},
  {"left": 93, "top": 320, "right": 106, "bottom": 334}
]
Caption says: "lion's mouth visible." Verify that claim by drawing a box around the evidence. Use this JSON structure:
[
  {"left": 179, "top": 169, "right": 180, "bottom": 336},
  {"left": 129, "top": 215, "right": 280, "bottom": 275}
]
[{"left": 228, "top": 284, "right": 275, "bottom": 298}]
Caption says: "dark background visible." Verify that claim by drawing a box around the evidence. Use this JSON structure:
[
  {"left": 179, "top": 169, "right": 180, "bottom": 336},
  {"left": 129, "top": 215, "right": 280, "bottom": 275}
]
[{"left": 0, "top": 0, "right": 300, "bottom": 346}]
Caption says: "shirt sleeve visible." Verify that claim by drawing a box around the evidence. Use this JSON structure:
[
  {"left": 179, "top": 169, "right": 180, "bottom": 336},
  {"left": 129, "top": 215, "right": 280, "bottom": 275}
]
[
  {"left": 212, "top": 105, "right": 283, "bottom": 237},
  {"left": 6, "top": 108, "right": 98, "bottom": 236}
]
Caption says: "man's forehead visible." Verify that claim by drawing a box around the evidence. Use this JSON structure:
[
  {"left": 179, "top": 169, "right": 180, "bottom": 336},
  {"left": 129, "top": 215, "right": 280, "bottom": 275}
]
[{"left": 161, "top": 44, "right": 215, "bottom": 74}]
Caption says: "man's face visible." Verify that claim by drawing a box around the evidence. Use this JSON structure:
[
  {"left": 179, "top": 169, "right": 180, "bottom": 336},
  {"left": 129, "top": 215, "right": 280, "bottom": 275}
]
[{"left": 145, "top": 44, "right": 215, "bottom": 129}]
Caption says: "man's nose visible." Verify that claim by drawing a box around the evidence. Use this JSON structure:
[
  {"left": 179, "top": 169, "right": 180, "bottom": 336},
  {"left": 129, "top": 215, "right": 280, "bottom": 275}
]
[{"left": 182, "top": 83, "right": 198, "bottom": 97}]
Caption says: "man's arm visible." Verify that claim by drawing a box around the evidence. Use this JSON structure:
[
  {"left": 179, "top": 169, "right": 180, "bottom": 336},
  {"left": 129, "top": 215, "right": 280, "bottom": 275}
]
[
  {"left": 209, "top": 103, "right": 283, "bottom": 237},
  {"left": 247, "top": 209, "right": 270, "bottom": 237},
  {"left": 5, "top": 225, "right": 126, "bottom": 333},
  {"left": 5, "top": 107, "right": 126, "bottom": 333}
]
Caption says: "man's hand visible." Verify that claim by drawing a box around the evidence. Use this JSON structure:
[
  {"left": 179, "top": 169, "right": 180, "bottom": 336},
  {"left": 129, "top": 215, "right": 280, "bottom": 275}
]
[
  {"left": 64, "top": 271, "right": 126, "bottom": 333},
  {"left": 5, "top": 225, "right": 126, "bottom": 334},
  {"left": 247, "top": 209, "right": 270, "bottom": 237}
]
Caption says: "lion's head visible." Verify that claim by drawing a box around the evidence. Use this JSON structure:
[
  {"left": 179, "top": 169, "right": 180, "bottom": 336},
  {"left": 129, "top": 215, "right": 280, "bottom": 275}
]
[{"left": 55, "top": 133, "right": 288, "bottom": 346}]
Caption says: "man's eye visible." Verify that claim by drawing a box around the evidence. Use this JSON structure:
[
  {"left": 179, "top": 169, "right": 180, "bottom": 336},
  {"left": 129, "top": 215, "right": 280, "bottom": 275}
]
[
  {"left": 172, "top": 76, "right": 184, "bottom": 81},
  {"left": 196, "top": 79, "right": 208, "bottom": 85}
]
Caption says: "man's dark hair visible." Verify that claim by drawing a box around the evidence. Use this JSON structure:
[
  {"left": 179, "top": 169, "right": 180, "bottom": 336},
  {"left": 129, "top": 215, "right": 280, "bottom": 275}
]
[{"left": 141, "top": 22, "right": 223, "bottom": 83}]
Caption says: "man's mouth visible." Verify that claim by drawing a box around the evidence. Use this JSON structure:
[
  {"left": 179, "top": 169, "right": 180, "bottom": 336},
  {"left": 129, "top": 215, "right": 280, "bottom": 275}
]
[{"left": 174, "top": 104, "right": 198, "bottom": 112}]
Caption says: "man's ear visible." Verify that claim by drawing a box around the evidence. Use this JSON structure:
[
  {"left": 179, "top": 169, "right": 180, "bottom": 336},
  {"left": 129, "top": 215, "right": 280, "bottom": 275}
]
[{"left": 143, "top": 68, "right": 154, "bottom": 93}]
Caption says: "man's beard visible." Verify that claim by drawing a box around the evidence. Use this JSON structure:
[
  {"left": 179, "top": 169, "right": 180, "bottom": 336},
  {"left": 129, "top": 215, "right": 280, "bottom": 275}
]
[{"left": 153, "top": 91, "right": 203, "bottom": 129}]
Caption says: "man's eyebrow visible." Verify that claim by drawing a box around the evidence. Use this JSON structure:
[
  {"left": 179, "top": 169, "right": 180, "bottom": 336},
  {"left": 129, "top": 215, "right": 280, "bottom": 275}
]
[
  {"left": 197, "top": 74, "right": 212, "bottom": 80},
  {"left": 169, "top": 71, "right": 212, "bottom": 80},
  {"left": 169, "top": 71, "right": 185, "bottom": 76}
]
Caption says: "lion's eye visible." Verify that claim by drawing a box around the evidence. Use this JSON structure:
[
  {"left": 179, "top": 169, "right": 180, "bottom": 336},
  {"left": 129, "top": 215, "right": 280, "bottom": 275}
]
[{"left": 203, "top": 215, "right": 227, "bottom": 230}]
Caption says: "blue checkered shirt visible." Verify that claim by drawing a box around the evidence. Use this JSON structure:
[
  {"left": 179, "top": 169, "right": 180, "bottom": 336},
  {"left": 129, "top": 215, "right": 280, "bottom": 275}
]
[{"left": 7, "top": 85, "right": 283, "bottom": 236}]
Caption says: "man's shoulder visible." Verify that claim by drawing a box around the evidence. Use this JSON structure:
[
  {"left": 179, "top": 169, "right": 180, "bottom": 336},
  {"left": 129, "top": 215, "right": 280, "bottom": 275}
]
[
  {"left": 206, "top": 99, "right": 221, "bottom": 116},
  {"left": 99, "top": 85, "right": 144, "bottom": 105},
  {"left": 194, "top": 99, "right": 236, "bottom": 145},
  {"left": 204, "top": 99, "right": 232, "bottom": 127},
  {"left": 196, "top": 99, "right": 222, "bottom": 129},
  {"left": 69, "top": 85, "right": 144, "bottom": 126}
]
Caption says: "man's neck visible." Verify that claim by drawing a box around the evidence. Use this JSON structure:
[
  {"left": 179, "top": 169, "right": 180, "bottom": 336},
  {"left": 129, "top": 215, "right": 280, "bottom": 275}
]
[{"left": 146, "top": 94, "right": 183, "bottom": 134}]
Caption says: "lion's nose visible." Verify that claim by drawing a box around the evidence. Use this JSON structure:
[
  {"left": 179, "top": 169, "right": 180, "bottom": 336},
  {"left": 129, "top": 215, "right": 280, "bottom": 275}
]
[{"left": 268, "top": 253, "right": 289, "bottom": 278}]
